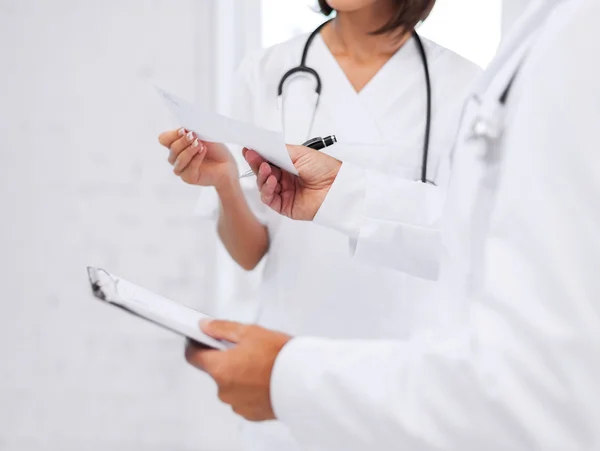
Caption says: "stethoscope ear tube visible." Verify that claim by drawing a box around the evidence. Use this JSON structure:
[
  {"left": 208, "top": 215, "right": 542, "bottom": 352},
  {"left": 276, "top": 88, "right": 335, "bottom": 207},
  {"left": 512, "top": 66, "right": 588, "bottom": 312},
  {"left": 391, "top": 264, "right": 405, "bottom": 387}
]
[
  {"left": 277, "top": 66, "right": 322, "bottom": 97},
  {"left": 412, "top": 32, "right": 432, "bottom": 184},
  {"left": 278, "top": 21, "right": 433, "bottom": 184},
  {"left": 277, "top": 19, "right": 330, "bottom": 97}
]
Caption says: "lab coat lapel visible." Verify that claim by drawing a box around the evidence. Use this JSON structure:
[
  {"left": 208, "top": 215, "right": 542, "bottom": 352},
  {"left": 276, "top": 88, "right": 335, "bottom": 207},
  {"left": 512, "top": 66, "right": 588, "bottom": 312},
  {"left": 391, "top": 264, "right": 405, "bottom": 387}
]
[
  {"left": 440, "top": 0, "right": 565, "bottom": 316},
  {"left": 450, "top": 0, "right": 559, "bottom": 168},
  {"left": 469, "top": 0, "right": 566, "bottom": 283},
  {"left": 308, "top": 36, "right": 384, "bottom": 145},
  {"left": 358, "top": 35, "right": 425, "bottom": 121},
  {"left": 469, "top": 0, "right": 561, "bottom": 102}
]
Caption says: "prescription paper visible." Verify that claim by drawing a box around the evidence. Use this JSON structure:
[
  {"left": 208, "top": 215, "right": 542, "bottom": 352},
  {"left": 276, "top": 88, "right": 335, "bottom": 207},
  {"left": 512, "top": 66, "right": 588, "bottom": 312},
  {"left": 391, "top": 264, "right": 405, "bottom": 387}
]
[{"left": 156, "top": 86, "right": 298, "bottom": 175}]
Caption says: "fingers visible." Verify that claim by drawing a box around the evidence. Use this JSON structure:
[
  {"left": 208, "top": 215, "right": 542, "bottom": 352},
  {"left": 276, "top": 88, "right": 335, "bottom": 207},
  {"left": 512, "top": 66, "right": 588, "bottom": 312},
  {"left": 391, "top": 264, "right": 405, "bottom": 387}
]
[
  {"left": 267, "top": 163, "right": 282, "bottom": 182},
  {"left": 174, "top": 139, "right": 204, "bottom": 175},
  {"left": 256, "top": 162, "right": 271, "bottom": 189},
  {"left": 256, "top": 162, "right": 282, "bottom": 197},
  {"left": 201, "top": 319, "right": 246, "bottom": 343},
  {"left": 158, "top": 127, "right": 186, "bottom": 148},
  {"left": 286, "top": 144, "right": 311, "bottom": 163},
  {"left": 257, "top": 163, "right": 282, "bottom": 193},
  {"left": 243, "top": 148, "right": 267, "bottom": 174},
  {"left": 243, "top": 149, "right": 287, "bottom": 186},
  {"left": 260, "top": 175, "right": 283, "bottom": 214},
  {"left": 184, "top": 340, "right": 220, "bottom": 371},
  {"left": 168, "top": 130, "right": 198, "bottom": 164},
  {"left": 260, "top": 174, "right": 279, "bottom": 205}
]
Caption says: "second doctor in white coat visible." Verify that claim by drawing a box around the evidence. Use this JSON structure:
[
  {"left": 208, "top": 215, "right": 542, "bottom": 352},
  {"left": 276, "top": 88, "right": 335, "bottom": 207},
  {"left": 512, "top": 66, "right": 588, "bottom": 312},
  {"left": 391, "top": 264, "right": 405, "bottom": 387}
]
[
  {"left": 184, "top": 1, "right": 600, "bottom": 450},
  {"left": 159, "top": 1, "right": 479, "bottom": 450}
]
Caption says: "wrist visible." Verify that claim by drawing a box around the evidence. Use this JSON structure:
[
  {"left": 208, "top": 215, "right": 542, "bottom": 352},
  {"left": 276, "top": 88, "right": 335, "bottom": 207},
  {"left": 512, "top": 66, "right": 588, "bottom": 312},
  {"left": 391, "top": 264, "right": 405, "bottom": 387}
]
[{"left": 215, "top": 175, "right": 242, "bottom": 201}]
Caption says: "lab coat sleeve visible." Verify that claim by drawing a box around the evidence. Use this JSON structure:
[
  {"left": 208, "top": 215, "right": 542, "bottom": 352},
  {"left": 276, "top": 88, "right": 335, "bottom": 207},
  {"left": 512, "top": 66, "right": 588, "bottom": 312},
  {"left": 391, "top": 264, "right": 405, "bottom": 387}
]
[
  {"left": 271, "top": 4, "right": 600, "bottom": 451},
  {"left": 313, "top": 158, "right": 446, "bottom": 280},
  {"left": 311, "top": 51, "right": 472, "bottom": 281},
  {"left": 193, "top": 51, "right": 270, "bottom": 225}
]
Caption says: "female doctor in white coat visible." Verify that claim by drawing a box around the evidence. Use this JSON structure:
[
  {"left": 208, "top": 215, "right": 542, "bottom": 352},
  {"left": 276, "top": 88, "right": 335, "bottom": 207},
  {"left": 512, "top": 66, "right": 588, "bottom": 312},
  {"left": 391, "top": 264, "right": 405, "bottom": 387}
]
[{"left": 159, "top": 1, "right": 479, "bottom": 449}]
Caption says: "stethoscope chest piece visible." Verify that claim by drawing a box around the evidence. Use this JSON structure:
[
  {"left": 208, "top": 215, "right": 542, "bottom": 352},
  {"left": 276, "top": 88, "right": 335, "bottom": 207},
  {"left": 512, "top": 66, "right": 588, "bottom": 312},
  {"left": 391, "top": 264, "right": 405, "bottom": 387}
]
[{"left": 470, "top": 116, "right": 503, "bottom": 141}]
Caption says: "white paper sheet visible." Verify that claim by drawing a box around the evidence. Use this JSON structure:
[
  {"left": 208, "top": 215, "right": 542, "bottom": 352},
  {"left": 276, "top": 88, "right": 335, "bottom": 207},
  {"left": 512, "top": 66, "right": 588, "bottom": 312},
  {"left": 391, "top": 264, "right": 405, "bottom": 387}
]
[
  {"left": 87, "top": 267, "right": 232, "bottom": 350},
  {"left": 156, "top": 86, "right": 298, "bottom": 175}
]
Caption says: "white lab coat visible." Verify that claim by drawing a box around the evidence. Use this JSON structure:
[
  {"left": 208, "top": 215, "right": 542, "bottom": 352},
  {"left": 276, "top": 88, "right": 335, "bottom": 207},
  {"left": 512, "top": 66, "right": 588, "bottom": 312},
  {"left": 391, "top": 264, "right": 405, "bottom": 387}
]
[
  {"left": 269, "top": 0, "right": 600, "bottom": 449},
  {"left": 196, "top": 32, "right": 480, "bottom": 450}
]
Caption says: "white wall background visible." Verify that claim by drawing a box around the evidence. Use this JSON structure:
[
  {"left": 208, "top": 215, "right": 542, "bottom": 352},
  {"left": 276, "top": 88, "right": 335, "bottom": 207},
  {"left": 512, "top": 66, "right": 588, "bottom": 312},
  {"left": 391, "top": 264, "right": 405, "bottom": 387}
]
[
  {"left": 260, "top": 0, "right": 503, "bottom": 68},
  {"left": 0, "top": 0, "right": 528, "bottom": 450},
  {"left": 0, "top": 0, "right": 241, "bottom": 450},
  {"left": 417, "top": 0, "right": 502, "bottom": 67}
]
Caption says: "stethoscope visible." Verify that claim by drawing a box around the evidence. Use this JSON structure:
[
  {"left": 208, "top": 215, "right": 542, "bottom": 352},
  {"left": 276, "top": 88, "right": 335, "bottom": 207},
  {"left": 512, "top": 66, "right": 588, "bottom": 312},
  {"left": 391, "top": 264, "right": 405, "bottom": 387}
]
[{"left": 277, "top": 19, "right": 434, "bottom": 184}]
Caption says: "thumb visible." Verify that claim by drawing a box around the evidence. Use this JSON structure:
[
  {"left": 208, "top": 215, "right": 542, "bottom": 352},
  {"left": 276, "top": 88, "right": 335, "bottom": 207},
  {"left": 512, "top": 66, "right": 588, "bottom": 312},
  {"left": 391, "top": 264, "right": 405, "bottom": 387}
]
[
  {"left": 200, "top": 319, "right": 245, "bottom": 343},
  {"left": 286, "top": 144, "right": 314, "bottom": 164},
  {"left": 243, "top": 147, "right": 268, "bottom": 174}
]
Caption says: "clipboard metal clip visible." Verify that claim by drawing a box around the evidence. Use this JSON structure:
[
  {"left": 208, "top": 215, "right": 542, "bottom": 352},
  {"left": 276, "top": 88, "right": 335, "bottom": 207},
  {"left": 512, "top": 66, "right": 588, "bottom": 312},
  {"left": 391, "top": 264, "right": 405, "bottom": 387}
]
[{"left": 87, "top": 266, "right": 120, "bottom": 303}]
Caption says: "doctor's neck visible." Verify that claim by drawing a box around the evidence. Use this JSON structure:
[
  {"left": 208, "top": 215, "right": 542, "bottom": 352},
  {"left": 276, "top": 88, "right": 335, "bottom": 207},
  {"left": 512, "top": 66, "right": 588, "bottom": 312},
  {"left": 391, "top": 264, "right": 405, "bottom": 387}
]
[{"left": 324, "top": 4, "right": 412, "bottom": 62}]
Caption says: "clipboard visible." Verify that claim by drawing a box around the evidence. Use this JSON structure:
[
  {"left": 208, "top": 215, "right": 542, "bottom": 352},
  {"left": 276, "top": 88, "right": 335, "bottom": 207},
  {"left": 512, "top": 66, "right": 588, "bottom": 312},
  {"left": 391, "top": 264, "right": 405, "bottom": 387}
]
[{"left": 86, "top": 267, "right": 231, "bottom": 350}]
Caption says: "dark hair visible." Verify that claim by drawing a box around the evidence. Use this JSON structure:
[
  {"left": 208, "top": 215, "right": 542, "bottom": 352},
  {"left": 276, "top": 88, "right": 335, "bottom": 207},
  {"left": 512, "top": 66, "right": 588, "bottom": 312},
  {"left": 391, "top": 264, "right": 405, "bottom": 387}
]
[{"left": 317, "top": 0, "right": 436, "bottom": 34}]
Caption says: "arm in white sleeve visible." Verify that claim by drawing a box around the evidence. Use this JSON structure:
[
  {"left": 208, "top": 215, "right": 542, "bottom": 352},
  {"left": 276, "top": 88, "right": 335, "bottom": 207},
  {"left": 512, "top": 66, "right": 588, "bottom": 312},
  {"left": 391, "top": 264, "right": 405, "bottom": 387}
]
[
  {"left": 311, "top": 49, "right": 480, "bottom": 280},
  {"left": 314, "top": 156, "right": 448, "bottom": 280},
  {"left": 271, "top": 4, "right": 600, "bottom": 450},
  {"left": 312, "top": 79, "right": 461, "bottom": 281}
]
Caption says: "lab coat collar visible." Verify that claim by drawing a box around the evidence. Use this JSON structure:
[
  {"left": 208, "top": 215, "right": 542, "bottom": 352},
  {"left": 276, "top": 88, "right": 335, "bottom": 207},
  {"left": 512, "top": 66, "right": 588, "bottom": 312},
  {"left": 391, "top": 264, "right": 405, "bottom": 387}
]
[
  {"left": 446, "top": 1, "right": 561, "bottom": 168},
  {"left": 357, "top": 34, "right": 428, "bottom": 121},
  {"left": 307, "top": 35, "right": 384, "bottom": 143}
]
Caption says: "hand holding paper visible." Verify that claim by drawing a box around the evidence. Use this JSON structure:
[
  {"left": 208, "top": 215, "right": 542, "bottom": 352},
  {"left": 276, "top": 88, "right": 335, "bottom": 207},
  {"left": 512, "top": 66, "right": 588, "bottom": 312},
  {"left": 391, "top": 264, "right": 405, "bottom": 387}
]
[
  {"left": 156, "top": 86, "right": 298, "bottom": 175},
  {"left": 243, "top": 145, "right": 342, "bottom": 221},
  {"left": 157, "top": 127, "right": 239, "bottom": 189}
]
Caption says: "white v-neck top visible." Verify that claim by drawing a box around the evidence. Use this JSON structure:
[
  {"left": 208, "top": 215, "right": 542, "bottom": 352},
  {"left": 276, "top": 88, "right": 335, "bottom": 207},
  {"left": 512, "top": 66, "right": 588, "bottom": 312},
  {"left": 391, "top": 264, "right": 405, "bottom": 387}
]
[
  {"left": 234, "top": 33, "right": 480, "bottom": 336},
  {"left": 197, "top": 32, "right": 481, "bottom": 451}
]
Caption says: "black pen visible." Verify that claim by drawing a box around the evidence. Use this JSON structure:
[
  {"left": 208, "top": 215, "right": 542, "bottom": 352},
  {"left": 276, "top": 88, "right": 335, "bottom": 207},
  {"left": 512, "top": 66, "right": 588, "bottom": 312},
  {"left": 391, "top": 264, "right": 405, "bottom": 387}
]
[
  {"left": 239, "top": 135, "right": 337, "bottom": 178},
  {"left": 302, "top": 134, "right": 337, "bottom": 150}
]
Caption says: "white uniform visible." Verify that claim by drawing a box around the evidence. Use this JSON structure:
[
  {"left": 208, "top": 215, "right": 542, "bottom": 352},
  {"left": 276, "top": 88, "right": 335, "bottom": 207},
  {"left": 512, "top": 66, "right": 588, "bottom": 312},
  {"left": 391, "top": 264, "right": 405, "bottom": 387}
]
[
  {"left": 268, "top": 1, "right": 600, "bottom": 450},
  {"left": 198, "top": 32, "right": 479, "bottom": 450}
]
